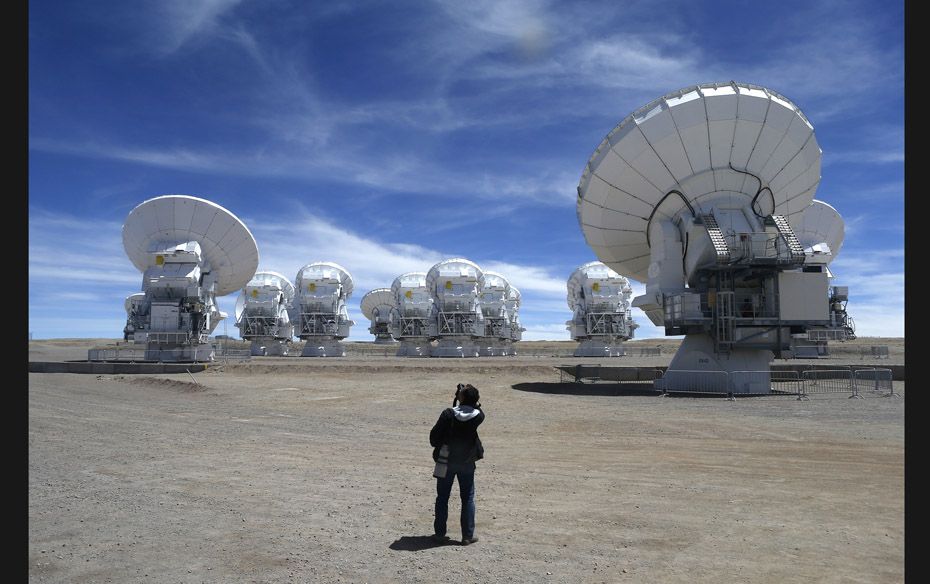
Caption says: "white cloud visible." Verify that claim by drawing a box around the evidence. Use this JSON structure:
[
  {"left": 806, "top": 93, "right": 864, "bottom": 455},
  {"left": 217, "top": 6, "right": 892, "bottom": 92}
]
[{"left": 151, "top": 0, "right": 246, "bottom": 55}]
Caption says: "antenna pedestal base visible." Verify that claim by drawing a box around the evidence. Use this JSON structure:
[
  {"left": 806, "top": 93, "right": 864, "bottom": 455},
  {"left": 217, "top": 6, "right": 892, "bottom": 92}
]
[
  {"left": 300, "top": 338, "right": 346, "bottom": 357},
  {"left": 656, "top": 334, "right": 774, "bottom": 394},
  {"left": 432, "top": 338, "right": 479, "bottom": 358},
  {"left": 372, "top": 335, "right": 397, "bottom": 344},
  {"left": 573, "top": 339, "right": 626, "bottom": 357},
  {"left": 249, "top": 339, "right": 290, "bottom": 356},
  {"left": 477, "top": 341, "right": 509, "bottom": 356},
  {"left": 144, "top": 343, "right": 215, "bottom": 363},
  {"left": 504, "top": 340, "right": 517, "bottom": 356},
  {"left": 396, "top": 340, "right": 431, "bottom": 357}
]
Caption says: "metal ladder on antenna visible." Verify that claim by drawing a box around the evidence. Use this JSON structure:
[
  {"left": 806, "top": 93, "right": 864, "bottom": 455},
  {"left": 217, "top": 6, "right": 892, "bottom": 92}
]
[
  {"left": 770, "top": 215, "right": 806, "bottom": 262},
  {"left": 701, "top": 214, "right": 731, "bottom": 263},
  {"left": 715, "top": 270, "right": 735, "bottom": 354}
]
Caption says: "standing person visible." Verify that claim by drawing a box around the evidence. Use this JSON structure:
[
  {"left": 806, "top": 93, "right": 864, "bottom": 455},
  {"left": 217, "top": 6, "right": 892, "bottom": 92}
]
[{"left": 430, "top": 383, "right": 485, "bottom": 545}]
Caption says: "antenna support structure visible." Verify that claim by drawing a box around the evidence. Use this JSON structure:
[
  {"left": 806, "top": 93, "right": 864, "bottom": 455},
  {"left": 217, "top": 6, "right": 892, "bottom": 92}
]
[
  {"left": 116, "top": 195, "right": 259, "bottom": 362},
  {"left": 576, "top": 82, "right": 855, "bottom": 393}
]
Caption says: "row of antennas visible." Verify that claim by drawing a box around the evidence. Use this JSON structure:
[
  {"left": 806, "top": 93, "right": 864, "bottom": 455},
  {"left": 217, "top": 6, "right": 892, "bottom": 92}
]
[
  {"left": 232, "top": 263, "right": 355, "bottom": 356},
  {"left": 360, "top": 258, "right": 524, "bottom": 358}
]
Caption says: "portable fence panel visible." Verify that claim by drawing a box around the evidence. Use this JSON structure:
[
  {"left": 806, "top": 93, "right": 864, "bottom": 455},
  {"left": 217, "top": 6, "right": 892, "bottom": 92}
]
[
  {"left": 88, "top": 347, "right": 147, "bottom": 361},
  {"left": 801, "top": 369, "right": 853, "bottom": 394},
  {"left": 730, "top": 370, "right": 803, "bottom": 396},
  {"left": 871, "top": 346, "right": 890, "bottom": 359},
  {"left": 657, "top": 370, "right": 730, "bottom": 394},
  {"left": 730, "top": 370, "right": 772, "bottom": 394},
  {"left": 771, "top": 370, "right": 802, "bottom": 396},
  {"left": 854, "top": 368, "right": 893, "bottom": 394}
]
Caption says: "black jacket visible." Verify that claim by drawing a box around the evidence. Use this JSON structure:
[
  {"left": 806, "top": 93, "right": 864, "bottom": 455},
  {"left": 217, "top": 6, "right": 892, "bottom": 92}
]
[{"left": 430, "top": 405, "right": 485, "bottom": 466}]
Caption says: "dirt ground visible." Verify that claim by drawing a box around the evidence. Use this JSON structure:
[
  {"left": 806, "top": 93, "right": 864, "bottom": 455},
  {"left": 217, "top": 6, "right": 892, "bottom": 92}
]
[{"left": 29, "top": 338, "right": 905, "bottom": 583}]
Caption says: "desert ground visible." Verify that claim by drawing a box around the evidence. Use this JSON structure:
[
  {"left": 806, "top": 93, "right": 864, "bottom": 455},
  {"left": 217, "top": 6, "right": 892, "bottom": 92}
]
[{"left": 29, "top": 338, "right": 905, "bottom": 583}]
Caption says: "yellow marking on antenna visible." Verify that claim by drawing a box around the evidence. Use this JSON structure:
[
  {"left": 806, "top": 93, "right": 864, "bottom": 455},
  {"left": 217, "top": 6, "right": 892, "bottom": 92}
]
[
  {"left": 405, "top": 290, "right": 412, "bottom": 299},
  {"left": 309, "top": 283, "right": 316, "bottom": 292},
  {"left": 155, "top": 255, "right": 164, "bottom": 266},
  {"left": 592, "top": 282, "right": 600, "bottom": 292},
  {"left": 251, "top": 289, "right": 258, "bottom": 298},
  {"left": 445, "top": 281, "right": 452, "bottom": 290}
]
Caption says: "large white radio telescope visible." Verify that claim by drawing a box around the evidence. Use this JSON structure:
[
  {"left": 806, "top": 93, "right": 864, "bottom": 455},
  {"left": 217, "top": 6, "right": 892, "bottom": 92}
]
[
  {"left": 360, "top": 288, "right": 398, "bottom": 344},
  {"left": 390, "top": 272, "right": 434, "bottom": 357},
  {"left": 476, "top": 271, "right": 514, "bottom": 356},
  {"left": 234, "top": 270, "right": 295, "bottom": 356},
  {"left": 119, "top": 194, "right": 259, "bottom": 362},
  {"left": 506, "top": 286, "right": 525, "bottom": 350},
  {"left": 793, "top": 200, "right": 845, "bottom": 266},
  {"left": 577, "top": 82, "right": 854, "bottom": 392},
  {"left": 293, "top": 261, "right": 355, "bottom": 357},
  {"left": 425, "top": 258, "right": 485, "bottom": 357},
  {"left": 566, "top": 261, "right": 638, "bottom": 357},
  {"left": 791, "top": 200, "right": 855, "bottom": 353},
  {"left": 122, "top": 292, "right": 146, "bottom": 341}
]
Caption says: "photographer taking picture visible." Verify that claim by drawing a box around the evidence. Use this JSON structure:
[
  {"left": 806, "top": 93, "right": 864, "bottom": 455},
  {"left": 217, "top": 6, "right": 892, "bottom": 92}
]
[{"left": 429, "top": 383, "right": 485, "bottom": 545}]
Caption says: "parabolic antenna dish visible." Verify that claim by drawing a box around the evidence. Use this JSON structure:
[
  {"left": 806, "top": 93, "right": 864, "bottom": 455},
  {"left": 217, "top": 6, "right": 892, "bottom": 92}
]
[
  {"left": 566, "top": 261, "right": 624, "bottom": 309},
  {"left": 235, "top": 270, "right": 295, "bottom": 321},
  {"left": 481, "top": 271, "right": 512, "bottom": 291},
  {"left": 391, "top": 272, "right": 428, "bottom": 295},
  {"left": 577, "top": 82, "right": 821, "bottom": 282},
  {"left": 507, "top": 286, "right": 521, "bottom": 307},
  {"left": 792, "top": 200, "right": 845, "bottom": 261},
  {"left": 249, "top": 270, "right": 296, "bottom": 300},
  {"left": 295, "top": 262, "right": 354, "bottom": 298},
  {"left": 122, "top": 195, "right": 259, "bottom": 296},
  {"left": 360, "top": 288, "right": 396, "bottom": 320},
  {"left": 425, "top": 258, "right": 484, "bottom": 294},
  {"left": 124, "top": 292, "right": 145, "bottom": 313}
]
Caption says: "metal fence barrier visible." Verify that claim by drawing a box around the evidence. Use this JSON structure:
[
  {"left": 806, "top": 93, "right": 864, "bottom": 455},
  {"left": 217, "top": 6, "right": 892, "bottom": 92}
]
[
  {"left": 801, "top": 369, "right": 858, "bottom": 398},
  {"left": 637, "top": 346, "right": 662, "bottom": 357},
  {"left": 853, "top": 368, "right": 897, "bottom": 397},
  {"left": 87, "top": 346, "right": 147, "bottom": 362},
  {"left": 859, "top": 345, "right": 890, "bottom": 360},
  {"left": 656, "top": 370, "right": 730, "bottom": 395},
  {"left": 555, "top": 366, "right": 898, "bottom": 399},
  {"left": 655, "top": 368, "right": 893, "bottom": 400},
  {"left": 729, "top": 370, "right": 805, "bottom": 399}
]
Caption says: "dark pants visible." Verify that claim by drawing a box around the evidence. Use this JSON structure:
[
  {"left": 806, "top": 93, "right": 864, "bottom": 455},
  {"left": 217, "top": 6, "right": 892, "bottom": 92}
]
[{"left": 434, "top": 466, "right": 475, "bottom": 539}]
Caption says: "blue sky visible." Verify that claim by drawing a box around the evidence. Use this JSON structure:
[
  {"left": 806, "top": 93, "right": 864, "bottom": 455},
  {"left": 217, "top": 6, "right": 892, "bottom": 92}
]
[{"left": 28, "top": 0, "right": 904, "bottom": 341}]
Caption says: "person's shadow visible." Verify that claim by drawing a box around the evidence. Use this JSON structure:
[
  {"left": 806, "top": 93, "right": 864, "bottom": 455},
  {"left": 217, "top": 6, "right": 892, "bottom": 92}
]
[{"left": 389, "top": 535, "right": 456, "bottom": 551}]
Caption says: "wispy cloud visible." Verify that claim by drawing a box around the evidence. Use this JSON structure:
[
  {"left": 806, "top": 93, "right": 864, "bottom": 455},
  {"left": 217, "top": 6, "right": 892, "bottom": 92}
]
[
  {"left": 149, "top": 0, "right": 246, "bottom": 55},
  {"left": 32, "top": 0, "right": 901, "bottom": 208},
  {"left": 829, "top": 249, "right": 903, "bottom": 337},
  {"left": 28, "top": 210, "right": 139, "bottom": 286}
]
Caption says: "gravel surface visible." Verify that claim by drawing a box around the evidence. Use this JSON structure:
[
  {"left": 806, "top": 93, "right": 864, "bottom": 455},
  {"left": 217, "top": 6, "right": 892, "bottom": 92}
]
[{"left": 29, "top": 340, "right": 904, "bottom": 583}]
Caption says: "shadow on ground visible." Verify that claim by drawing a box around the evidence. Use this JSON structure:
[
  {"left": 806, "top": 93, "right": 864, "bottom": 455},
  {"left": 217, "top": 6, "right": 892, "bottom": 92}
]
[
  {"left": 389, "top": 535, "right": 456, "bottom": 551},
  {"left": 511, "top": 382, "right": 661, "bottom": 396}
]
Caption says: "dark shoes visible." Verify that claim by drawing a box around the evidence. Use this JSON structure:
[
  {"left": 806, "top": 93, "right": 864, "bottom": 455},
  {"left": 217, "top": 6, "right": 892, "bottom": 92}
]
[{"left": 433, "top": 533, "right": 478, "bottom": 545}]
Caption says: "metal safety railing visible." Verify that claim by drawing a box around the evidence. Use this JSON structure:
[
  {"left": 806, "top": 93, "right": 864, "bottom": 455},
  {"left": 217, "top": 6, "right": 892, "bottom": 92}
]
[
  {"left": 853, "top": 368, "right": 897, "bottom": 397},
  {"left": 800, "top": 369, "right": 856, "bottom": 397},
  {"left": 657, "top": 370, "right": 730, "bottom": 395},
  {"left": 637, "top": 346, "right": 662, "bottom": 357},
  {"left": 87, "top": 346, "right": 147, "bottom": 362},
  {"left": 731, "top": 370, "right": 803, "bottom": 397},
  {"left": 654, "top": 367, "right": 895, "bottom": 400},
  {"left": 859, "top": 345, "right": 890, "bottom": 360}
]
